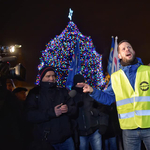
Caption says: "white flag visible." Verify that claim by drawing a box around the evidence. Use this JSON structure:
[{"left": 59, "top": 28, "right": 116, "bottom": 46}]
[{"left": 111, "top": 36, "right": 119, "bottom": 73}]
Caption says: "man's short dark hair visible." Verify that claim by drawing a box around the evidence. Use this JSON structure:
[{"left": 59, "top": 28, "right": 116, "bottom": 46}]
[
  {"left": 13, "top": 87, "right": 27, "bottom": 94},
  {"left": 117, "top": 40, "right": 131, "bottom": 52}
]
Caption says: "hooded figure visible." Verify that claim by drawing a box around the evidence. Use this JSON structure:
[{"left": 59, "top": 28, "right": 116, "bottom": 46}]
[
  {"left": 72, "top": 74, "right": 85, "bottom": 94},
  {"left": 72, "top": 74, "right": 108, "bottom": 150}
]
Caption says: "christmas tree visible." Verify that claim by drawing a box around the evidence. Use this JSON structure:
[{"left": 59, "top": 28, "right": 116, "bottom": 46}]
[{"left": 36, "top": 10, "right": 106, "bottom": 90}]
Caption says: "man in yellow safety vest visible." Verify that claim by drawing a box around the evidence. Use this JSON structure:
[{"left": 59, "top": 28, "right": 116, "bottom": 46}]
[{"left": 77, "top": 40, "right": 150, "bottom": 150}]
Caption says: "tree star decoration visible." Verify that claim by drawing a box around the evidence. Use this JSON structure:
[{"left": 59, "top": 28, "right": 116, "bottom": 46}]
[{"left": 68, "top": 8, "right": 73, "bottom": 21}]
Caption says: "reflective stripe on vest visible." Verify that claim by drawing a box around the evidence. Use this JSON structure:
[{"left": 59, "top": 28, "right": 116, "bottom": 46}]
[
  {"left": 111, "top": 65, "right": 150, "bottom": 129},
  {"left": 116, "top": 96, "right": 150, "bottom": 106},
  {"left": 119, "top": 110, "right": 150, "bottom": 119}
]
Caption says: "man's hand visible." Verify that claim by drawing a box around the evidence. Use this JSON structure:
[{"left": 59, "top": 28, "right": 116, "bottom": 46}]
[
  {"left": 60, "top": 104, "right": 68, "bottom": 113},
  {"left": 76, "top": 83, "right": 93, "bottom": 93},
  {"left": 54, "top": 103, "right": 63, "bottom": 117}
]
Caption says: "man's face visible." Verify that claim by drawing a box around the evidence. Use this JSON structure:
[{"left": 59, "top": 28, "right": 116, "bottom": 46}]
[
  {"left": 15, "top": 91, "right": 27, "bottom": 101},
  {"left": 42, "top": 71, "right": 56, "bottom": 83},
  {"left": 118, "top": 42, "right": 135, "bottom": 64},
  {"left": 6, "top": 83, "right": 13, "bottom": 91}
]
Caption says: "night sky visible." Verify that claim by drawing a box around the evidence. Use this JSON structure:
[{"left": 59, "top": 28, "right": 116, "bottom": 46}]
[{"left": 0, "top": 0, "right": 150, "bottom": 86}]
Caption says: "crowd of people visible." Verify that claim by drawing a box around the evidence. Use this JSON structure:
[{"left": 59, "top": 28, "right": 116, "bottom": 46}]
[{"left": 0, "top": 40, "right": 150, "bottom": 150}]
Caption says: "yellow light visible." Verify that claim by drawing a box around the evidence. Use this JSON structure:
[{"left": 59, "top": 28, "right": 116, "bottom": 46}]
[{"left": 15, "top": 44, "right": 22, "bottom": 48}]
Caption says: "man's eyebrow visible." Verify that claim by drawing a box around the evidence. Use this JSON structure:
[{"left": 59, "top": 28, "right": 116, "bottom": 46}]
[{"left": 46, "top": 75, "right": 55, "bottom": 76}]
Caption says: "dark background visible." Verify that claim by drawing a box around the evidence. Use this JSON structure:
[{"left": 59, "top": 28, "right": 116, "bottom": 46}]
[{"left": 0, "top": 0, "right": 150, "bottom": 86}]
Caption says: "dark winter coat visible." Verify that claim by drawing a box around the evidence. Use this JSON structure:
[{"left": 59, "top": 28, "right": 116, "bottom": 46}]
[
  {"left": 25, "top": 82, "right": 77, "bottom": 145},
  {"left": 0, "top": 87, "right": 24, "bottom": 150},
  {"left": 72, "top": 87, "right": 109, "bottom": 136},
  {"left": 103, "top": 102, "right": 121, "bottom": 139}
]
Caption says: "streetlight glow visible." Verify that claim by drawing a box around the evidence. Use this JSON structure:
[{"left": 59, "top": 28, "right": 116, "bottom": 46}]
[{"left": 10, "top": 46, "right": 15, "bottom": 53}]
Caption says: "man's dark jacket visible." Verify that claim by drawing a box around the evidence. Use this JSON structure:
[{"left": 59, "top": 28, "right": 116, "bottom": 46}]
[
  {"left": 72, "top": 87, "right": 109, "bottom": 136},
  {"left": 25, "top": 82, "right": 77, "bottom": 145}
]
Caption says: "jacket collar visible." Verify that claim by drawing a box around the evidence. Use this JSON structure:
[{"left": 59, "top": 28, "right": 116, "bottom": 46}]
[{"left": 40, "top": 82, "right": 57, "bottom": 90}]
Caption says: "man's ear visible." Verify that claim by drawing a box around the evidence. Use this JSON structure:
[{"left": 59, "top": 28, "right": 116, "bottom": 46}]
[{"left": 118, "top": 54, "right": 122, "bottom": 59}]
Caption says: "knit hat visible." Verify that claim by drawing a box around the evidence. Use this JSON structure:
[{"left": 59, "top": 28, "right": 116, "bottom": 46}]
[
  {"left": 39, "top": 66, "right": 55, "bottom": 81},
  {"left": 73, "top": 74, "right": 85, "bottom": 86}
]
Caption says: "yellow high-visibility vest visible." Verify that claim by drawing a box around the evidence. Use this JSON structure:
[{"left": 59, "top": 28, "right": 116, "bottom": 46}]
[{"left": 111, "top": 65, "right": 150, "bottom": 129}]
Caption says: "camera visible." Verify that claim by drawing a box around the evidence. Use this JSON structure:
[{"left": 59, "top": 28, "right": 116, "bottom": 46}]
[{"left": 0, "top": 45, "right": 26, "bottom": 83}]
